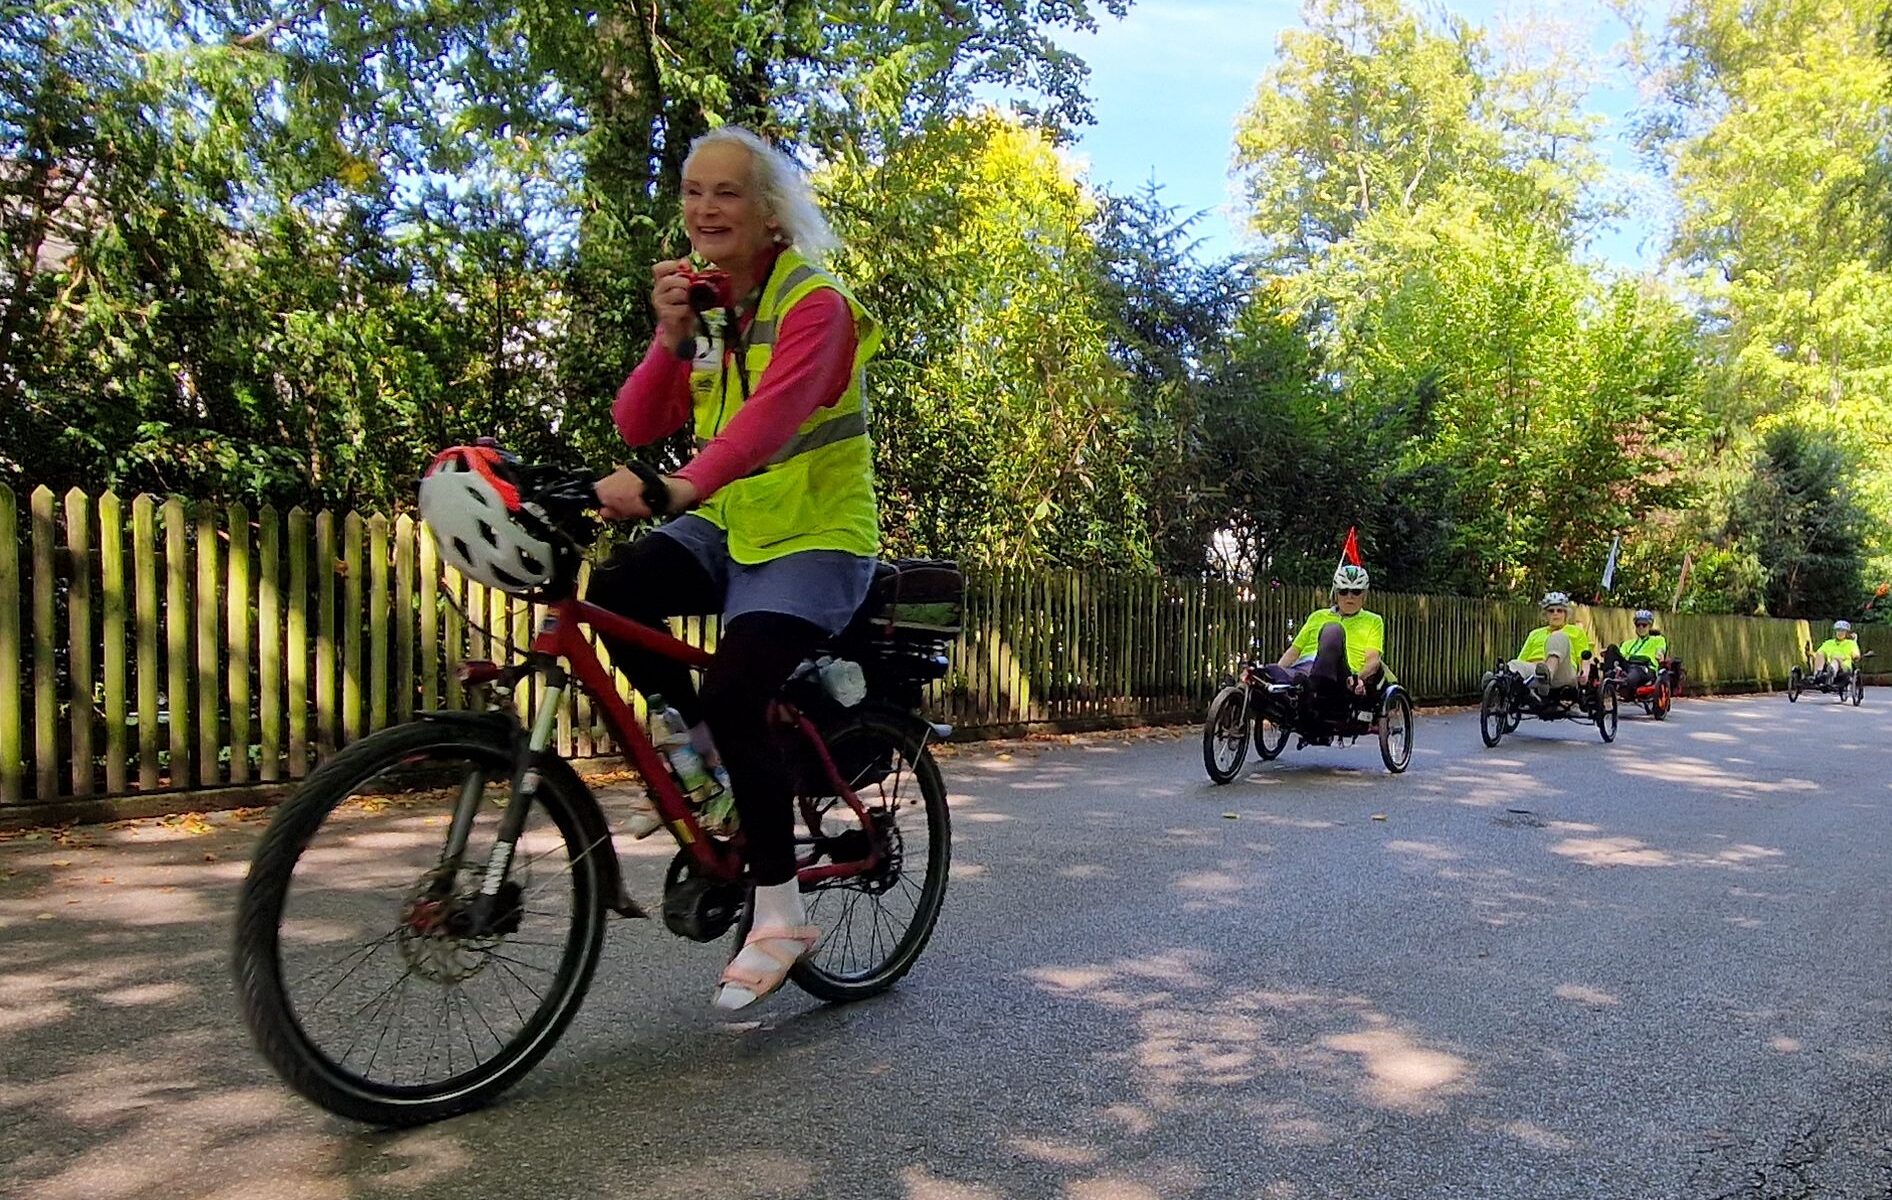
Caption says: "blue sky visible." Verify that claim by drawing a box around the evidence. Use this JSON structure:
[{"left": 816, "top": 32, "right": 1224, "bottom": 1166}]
[{"left": 1055, "top": 0, "right": 1675, "bottom": 271}]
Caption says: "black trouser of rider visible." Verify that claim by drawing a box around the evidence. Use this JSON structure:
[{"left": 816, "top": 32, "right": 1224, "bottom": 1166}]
[
  {"left": 1619, "top": 661, "right": 1655, "bottom": 693},
  {"left": 1261, "top": 624, "right": 1380, "bottom": 710},
  {"left": 585, "top": 534, "right": 821, "bottom": 887}
]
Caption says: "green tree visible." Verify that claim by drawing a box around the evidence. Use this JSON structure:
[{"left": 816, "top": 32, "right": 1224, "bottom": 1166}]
[
  {"left": 823, "top": 114, "right": 1148, "bottom": 568},
  {"left": 1645, "top": 0, "right": 1892, "bottom": 583},
  {"left": 1728, "top": 425, "right": 1873, "bottom": 617},
  {"left": 1228, "top": 0, "right": 1699, "bottom": 595}
]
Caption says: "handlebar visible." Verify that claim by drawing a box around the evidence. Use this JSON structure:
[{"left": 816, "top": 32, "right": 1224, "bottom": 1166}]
[{"left": 512, "top": 460, "right": 674, "bottom": 545}]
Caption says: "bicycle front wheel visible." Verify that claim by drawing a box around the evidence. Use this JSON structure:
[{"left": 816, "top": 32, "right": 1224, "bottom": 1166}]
[
  {"left": 233, "top": 719, "right": 609, "bottom": 1126},
  {"left": 771, "top": 711, "right": 951, "bottom": 1004}
]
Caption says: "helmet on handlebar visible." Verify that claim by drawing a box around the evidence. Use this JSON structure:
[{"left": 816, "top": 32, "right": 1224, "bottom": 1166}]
[
  {"left": 1834, "top": 619, "right": 1853, "bottom": 633},
  {"left": 418, "top": 445, "right": 582, "bottom": 598},
  {"left": 1332, "top": 563, "right": 1370, "bottom": 592},
  {"left": 1541, "top": 591, "right": 1572, "bottom": 611}
]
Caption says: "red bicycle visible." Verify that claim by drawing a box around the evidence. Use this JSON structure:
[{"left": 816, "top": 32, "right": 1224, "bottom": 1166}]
[{"left": 233, "top": 462, "right": 956, "bottom": 1126}]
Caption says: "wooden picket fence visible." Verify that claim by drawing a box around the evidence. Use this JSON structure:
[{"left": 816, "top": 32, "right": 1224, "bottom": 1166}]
[{"left": 0, "top": 482, "right": 1870, "bottom": 811}]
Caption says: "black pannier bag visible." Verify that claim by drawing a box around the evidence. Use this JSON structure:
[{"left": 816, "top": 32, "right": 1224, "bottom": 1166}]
[
  {"left": 827, "top": 559, "right": 965, "bottom": 707},
  {"left": 860, "top": 559, "right": 965, "bottom": 637}
]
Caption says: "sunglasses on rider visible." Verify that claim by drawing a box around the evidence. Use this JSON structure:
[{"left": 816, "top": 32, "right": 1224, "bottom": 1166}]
[
  {"left": 1337, "top": 588, "right": 1365, "bottom": 596},
  {"left": 1634, "top": 620, "right": 1651, "bottom": 627}
]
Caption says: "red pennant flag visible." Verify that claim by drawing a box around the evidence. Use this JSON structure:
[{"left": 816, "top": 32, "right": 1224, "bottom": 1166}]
[{"left": 1338, "top": 526, "right": 1362, "bottom": 569}]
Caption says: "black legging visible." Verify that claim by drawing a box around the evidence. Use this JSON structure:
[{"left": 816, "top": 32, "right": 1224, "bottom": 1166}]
[
  {"left": 1262, "top": 623, "right": 1378, "bottom": 707},
  {"left": 586, "top": 534, "right": 825, "bottom": 886}
]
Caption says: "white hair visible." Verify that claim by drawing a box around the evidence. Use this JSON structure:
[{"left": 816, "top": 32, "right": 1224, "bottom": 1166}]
[{"left": 686, "top": 125, "right": 839, "bottom": 264}]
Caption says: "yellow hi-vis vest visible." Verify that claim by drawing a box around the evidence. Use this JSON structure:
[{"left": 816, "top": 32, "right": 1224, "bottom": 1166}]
[{"left": 688, "top": 246, "right": 882, "bottom": 564}]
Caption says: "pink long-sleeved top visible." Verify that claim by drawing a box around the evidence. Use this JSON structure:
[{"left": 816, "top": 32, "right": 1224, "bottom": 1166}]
[{"left": 612, "top": 284, "right": 857, "bottom": 500}]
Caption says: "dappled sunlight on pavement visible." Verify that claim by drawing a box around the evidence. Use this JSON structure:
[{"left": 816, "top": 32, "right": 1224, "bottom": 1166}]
[
  {"left": 1549, "top": 834, "right": 1785, "bottom": 870},
  {"left": 3, "top": 703, "right": 1891, "bottom": 1197},
  {"left": 1024, "top": 950, "right": 1475, "bottom": 1122}
]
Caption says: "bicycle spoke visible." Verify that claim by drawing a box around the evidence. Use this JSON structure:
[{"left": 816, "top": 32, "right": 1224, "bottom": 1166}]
[
  {"left": 492, "top": 956, "right": 549, "bottom": 1006},
  {"left": 485, "top": 950, "right": 557, "bottom": 975},
  {"left": 295, "top": 931, "right": 400, "bottom": 1010},
  {"left": 262, "top": 740, "right": 597, "bottom": 1102}
]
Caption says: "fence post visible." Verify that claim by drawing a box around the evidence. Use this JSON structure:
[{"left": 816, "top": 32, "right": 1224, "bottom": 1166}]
[
  {"left": 369, "top": 513, "right": 390, "bottom": 734},
  {"left": 287, "top": 507, "right": 310, "bottom": 777},
  {"left": 0, "top": 484, "right": 19, "bottom": 805},
  {"left": 100, "top": 490, "right": 127, "bottom": 795},
  {"left": 163, "top": 497, "right": 191, "bottom": 788},
  {"left": 194, "top": 504, "right": 220, "bottom": 788},
  {"left": 227, "top": 502, "right": 251, "bottom": 785},
  {"left": 32, "top": 486, "right": 55, "bottom": 801},
  {"left": 343, "top": 512, "right": 364, "bottom": 745},
  {"left": 258, "top": 506, "right": 280, "bottom": 782},
  {"left": 394, "top": 515, "right": 415, "bottom": 724},
  {"left": 315, "top": 511, "right": 336, "bottom": 757}
]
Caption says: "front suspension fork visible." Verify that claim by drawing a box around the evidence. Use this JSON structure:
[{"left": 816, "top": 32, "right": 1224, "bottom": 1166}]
[{"left": 450, "top": 666, "right": 567, "bottom": 927}]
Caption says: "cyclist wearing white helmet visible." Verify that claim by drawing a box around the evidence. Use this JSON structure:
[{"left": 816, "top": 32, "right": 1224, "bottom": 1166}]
[
  {"left": 1507, "top": 591, "right": 1595, "bottom": 695},
  {"left": 1263, "top": 562, "right": 1387, "bottom": 707},
  {"left": 1813, "top": 619, "right": 1861, "bottom": 685},
  {"left": 1606, "top": 609, "right": 1668, "bottom": 694}
]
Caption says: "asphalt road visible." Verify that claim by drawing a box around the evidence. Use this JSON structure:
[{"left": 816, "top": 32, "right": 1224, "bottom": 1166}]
[{"left": 3, "top": 691, "right": 1890, "bottom": 1200}]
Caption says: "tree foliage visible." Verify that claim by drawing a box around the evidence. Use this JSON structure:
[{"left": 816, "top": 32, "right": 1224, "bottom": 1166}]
[{"left": 5, "top": 0, "right": 1886, "bottom": 608}]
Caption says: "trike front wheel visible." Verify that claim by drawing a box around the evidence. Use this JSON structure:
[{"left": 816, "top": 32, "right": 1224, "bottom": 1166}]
[
  {"left": 1379, "top": 688, "right": 1414, "bottom": 773},
  {"left": 1202, "top": 686, "right": 1251, "bottom": 783},
  {"left": 1479, "top": 680, "right": 1508, "bottom": 747}
]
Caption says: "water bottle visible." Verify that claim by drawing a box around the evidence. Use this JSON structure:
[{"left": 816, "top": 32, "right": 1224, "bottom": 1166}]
[
  {"left": 648, "top": 694, "right": 714, "bottom": 802},
  {"left": 817, "top": 657, "right": 868, "bottom": 707}
]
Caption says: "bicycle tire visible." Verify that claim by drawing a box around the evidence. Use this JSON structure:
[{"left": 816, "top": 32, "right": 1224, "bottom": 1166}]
[
  {"left": 762, "top": 711, "right": 951, "bottom": 1004},
  {"left": 1202, "top": 686, "right": 1250, "bottom": 783},
  {"left": 1479, "top": 680, "right": 1507, "bottom": 747},
  {"left": 1379, "top": 687, "right": 1414, "bottom": 773},
  {"left": 233, "top": 720, "right": 608, "bottom": 1126}
]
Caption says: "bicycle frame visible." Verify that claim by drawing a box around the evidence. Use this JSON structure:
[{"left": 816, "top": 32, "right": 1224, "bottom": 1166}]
[{"left": 512, "top": 595, "right": 881, "bottom": 889}]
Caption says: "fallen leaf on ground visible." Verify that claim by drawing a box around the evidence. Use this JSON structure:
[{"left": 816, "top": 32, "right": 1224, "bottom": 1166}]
[
  {"left": 1222, "top": 812, "right": 1239, "bottom": 820},
  {"left": 1371, "top": 813, "right": 1387, "bottom": 821}
]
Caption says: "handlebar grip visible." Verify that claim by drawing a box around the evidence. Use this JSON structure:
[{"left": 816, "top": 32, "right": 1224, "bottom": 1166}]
[{"left": 623, "top": 461, "right": 673, "bottom": 517}]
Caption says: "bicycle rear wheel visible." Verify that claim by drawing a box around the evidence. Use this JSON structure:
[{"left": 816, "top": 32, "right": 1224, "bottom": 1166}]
[
  {"left": 233, "top": 720, "right": 608, "bottom": 1126},
  {"left": 768, "top": 711, "right": 951, "bottom": 1003}
]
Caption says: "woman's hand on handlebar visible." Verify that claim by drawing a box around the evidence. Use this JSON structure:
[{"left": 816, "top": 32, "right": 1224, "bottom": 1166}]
[{"left": 595, "top": 467, "right": 699, "bottom": 521}]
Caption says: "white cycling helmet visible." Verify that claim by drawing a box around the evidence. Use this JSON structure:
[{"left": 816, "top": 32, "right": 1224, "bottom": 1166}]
[
  {"left": 1834, "top": 619, "right": 1853, "bottom": 633},
  {"left": 419, "top": 445, "right": 575, "bottom": 597},
  {"left": 1634, "top": 609, "right": 1655, "bottom": 624},
  {"left": 1541, "top": 591, "right": 1572, "bottom": 610},
  {"left": 1333, "top": 563, "right": 1370, "bottom": 591}
]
